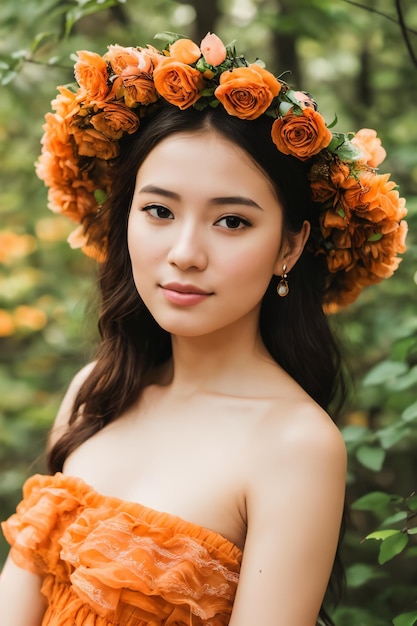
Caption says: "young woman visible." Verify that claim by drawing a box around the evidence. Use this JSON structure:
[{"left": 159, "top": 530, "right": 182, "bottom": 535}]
[{"left": 0, "top": 32, "right": 407, "bottom": 626}]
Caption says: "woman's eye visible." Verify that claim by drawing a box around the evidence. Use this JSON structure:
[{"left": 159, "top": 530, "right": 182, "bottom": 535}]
[
  {"left": 216, "top": 215, "right": 251, "bottom": 230},
  {"left": 142, "top": 204, "right": 174, "bottom": 219}
]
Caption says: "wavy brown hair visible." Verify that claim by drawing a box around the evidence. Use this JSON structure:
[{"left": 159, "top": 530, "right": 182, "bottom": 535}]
[{"left": 48, "top": 104, "right": 346, "bottom": 625}]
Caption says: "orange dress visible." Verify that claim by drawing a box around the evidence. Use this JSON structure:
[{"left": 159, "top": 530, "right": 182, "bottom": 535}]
[{"left": 2, "top": 473, "right": 242, "bottom": 625}]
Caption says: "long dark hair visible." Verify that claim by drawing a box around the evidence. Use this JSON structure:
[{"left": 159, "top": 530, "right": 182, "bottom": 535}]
[{"left": 48, "top": 104, "right": 346, "bottom": 624}]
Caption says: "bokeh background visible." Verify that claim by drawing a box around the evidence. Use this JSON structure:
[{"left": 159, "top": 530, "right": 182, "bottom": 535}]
[{"left": 0, "top": 1, "right": 416, "bottom": 623}]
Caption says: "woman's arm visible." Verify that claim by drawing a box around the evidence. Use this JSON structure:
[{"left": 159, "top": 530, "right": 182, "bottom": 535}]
[
  {"left": 0, "top": 556, "right": 45, "bottom": 626},
  {"left": 0, "top": 362, "right": 96, "bottom": 624},
  {"left": 229, "top": 405, "right": 347, "bottom": 626}
]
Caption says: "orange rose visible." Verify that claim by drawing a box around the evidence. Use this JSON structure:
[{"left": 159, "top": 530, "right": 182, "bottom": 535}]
[
  {"left": 168, "top": 38, "right": 201, "bottom": 64},
  {"left": 71, "top": 127, "right": 120, "bottom": 160},
  {"left": 51, "top": 87, "right": 80, "bottom": 119},
  {"left": 153, "top": 58, "right": 205, "bottom": 109},
  {"left": 343, "top": 172, "right": 407, "bottom": 224},
  {"left": 352, "top": 128, "right": 386, "bottom": 168},
  {"left": 48, "top": 185, "right": 98, "bottom": 222},
  {"left": 321, "top": 205, "right": 349, "bottom": 232},
  {"left": 0, "top": 232, "right": 36, "bottom": 263},
  {"left": 327, "top": 248, "right": 353, "bottom": 273},
  {"left": 271, "top": 108, "right": 332, "bottom": 160},
  {"left": 67, "top": 225, "right": 95, "bottom": 259},
  {"left": 215, "top": 65, "right": 280, "bottom": 120},
  {"left": 324, "top": 269, "right": 366, "bottom": 313},
  {"left": 0, "top": 309, "right": 15, "bottom": 336},
  {"left": 355, "top": 220, "right": 407, "bottom": 279},
  {"left": 120, "top": 73, "right": 159, "bottom": 108},
  {"left": 74, "top": 50, "right": 110, "bottom": 103},
  {"left": 200, "top": 32, "right": 227, "bottom": 66},
  {"left": 39, "top": 113, "right": 73, "bottom": 159},
  {"left": 14, "top": 306, "right": 47, "bottom": 332},
  {"left": 309, "top": 158, "right": 350, "bottom": 204},
  {"left": 91, "top": 103, "right": 140, "bottom": 139}
]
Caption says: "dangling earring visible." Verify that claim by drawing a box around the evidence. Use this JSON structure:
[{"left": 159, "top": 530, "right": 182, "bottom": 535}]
[{"left": 277, "top": 264, "right": 289, "bottom": 297}]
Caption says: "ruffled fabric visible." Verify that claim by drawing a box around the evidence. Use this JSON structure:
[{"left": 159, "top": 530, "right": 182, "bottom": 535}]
[{"left": 2, "top": 473, "right": 242, "bottom": 625}]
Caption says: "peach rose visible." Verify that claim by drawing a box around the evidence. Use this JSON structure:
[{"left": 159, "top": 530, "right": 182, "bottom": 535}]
[
  {"left": 91, "top": 103, "right": 139, "bottom": 139},
  {"left": 74, "top": 50, "right": 110, "bottom": 103},
  {"left": 168, "top": 38, "right": 201, "bottom": 64},
  {"left": 271, "top": 108, "right": 332, "bottom": 161},
  {"left": 105, "top": 45, "right": 160, "bottom": 75},
  {"left": 71, "top": 127, "right": 119, "bottom": 160},
  {"left": 215, "top": 65, "right": 280, "bottom": 120},
  {"left": 352, "top": 129, "right": 386, "bottom": 168},
  {"left": 200, "top": 32, "right": 227, "bottom": 66},
  {"left": 153, "top": 58, "right": 205, "bottom": 109},
  {"left": 293, "top": 91, "right": 316, "bottom": 110}
]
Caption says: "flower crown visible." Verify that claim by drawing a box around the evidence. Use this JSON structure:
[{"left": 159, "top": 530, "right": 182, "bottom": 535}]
[{"left": 36, "top": 31, "right": 407, "bottom": 311}]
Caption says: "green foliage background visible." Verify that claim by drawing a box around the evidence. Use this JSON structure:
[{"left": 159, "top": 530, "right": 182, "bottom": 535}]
[{"left": 0, "top": 1, "right": 416, "bottom": 623}]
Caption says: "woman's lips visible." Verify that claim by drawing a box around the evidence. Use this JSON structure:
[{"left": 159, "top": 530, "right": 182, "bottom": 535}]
[{"left": 160, "top": 283, "right": 213, "bottom": 305}]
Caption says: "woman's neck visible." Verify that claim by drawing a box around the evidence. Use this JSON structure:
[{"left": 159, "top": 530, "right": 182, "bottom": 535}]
[{"left": 165, "top": 322, "right": 278, "bottom": 398}]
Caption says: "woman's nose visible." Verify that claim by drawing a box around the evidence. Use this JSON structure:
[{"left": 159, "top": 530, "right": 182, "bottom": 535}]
[{"left": 167, "top": 221, "right": 208, "bottom": 271}]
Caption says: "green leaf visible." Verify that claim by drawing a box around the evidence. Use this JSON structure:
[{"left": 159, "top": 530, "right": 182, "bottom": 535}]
[
  {"left": 377, "top": 423, "right": 410, "bottom": 449},
  {"left": 408, "top": 495, "right": 417, "bottom": 511},
  {"left": 393, "top": 611, "right": 417, "bottom": 626},
  {"left": 341, "top": 424, "right": 369, "bottom": 443},
  {"left": 382, "top": 511, "right": 408, "bottom": 526},
  {"left": 366, "top": 529, "right": 399, "bottom": 541},
  {"left": 352, "top": 491, "right": 402, "bottom": 512},
  {"left": 367, "top": 232, "right": 383, "bottom": 242},
  {"left": 407, "top": 527, "right": 417, "bottom": 535},
  {"left": 345, "top": 563, "right": 384, "bottom": 588},
  {"left": 154, "top": 31, "right": 188, "bottom": 47},
  {"left": 65, "top": 0, "right": 121, "bottom": 37},
  {"left": 327, "top": 134, "right": 361, "bottom": 160},
  {"left": 402, "top": 400, "right": 417, "bottom": 422},
  {"left": 378, "top": 532, "right": 408, "bottom": 564},
  {"left": 327, "top": 114, "right": 338, "bottom": 129},
  {"left": 94, "top": 189, "right": 107, "bottom": 205},
  {"left": 356, "top": 445, "right": 385, "bottom": 471},
  {"left": 363, "top": 360, "right": 408, "bottom": 386},
  {"left": 390, "top": 366, "right": 417, "bottom": 391},
  {"left": 30, "top": 32, "right": 57, "bottom": 55}
]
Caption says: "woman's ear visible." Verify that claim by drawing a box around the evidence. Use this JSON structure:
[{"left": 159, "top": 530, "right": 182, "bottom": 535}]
[{"left": 273, "top": 220, "right": 311, "bottom": 275}]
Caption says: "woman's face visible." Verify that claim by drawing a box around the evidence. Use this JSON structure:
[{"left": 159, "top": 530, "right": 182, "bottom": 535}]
[{"left": 128, "top": 129, "right": 301, "bottom": 339}]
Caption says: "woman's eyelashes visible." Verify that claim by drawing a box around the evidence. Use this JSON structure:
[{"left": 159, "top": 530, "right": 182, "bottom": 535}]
[
  {"left": 141, "top": 204, "right": 174, "bottom": 219},
  {"left": 215, "top": 215, "right": 252, "bottom": 230},
  {"left": 141, "top": 204, "right": 252, "bottom": 230}
]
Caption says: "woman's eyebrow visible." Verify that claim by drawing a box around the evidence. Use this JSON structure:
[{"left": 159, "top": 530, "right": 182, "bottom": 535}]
[
  {"left": 210, "top": 196, "right": 262, "bottom": 210},
  {"left": 138, "top": 184, "right": 180, "bottom": 199},
  {"left": 138, "top": 185, "right": 262, "bottom": 210}
]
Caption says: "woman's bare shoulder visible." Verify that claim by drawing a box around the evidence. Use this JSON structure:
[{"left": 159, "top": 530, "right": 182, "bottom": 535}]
[
  {"left": 261, "top": 394, "right": 345, "bottom": 461},
  {"left": 48, "top": 362, "right": 96, "bottom": 449}
]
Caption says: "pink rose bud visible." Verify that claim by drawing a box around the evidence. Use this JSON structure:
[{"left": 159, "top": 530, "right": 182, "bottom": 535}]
[{"left": 200, "top": 32, "right": 227, "bottom": 66}]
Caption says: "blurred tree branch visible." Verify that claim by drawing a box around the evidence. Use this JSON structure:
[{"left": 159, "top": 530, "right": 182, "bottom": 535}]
[{"left": 342, "top": 0, "right": 417, "bottom": 68}]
